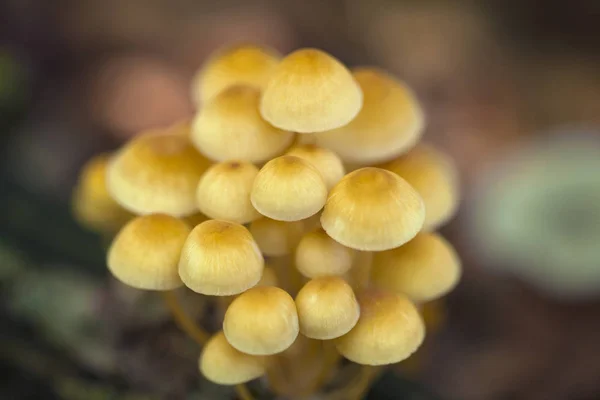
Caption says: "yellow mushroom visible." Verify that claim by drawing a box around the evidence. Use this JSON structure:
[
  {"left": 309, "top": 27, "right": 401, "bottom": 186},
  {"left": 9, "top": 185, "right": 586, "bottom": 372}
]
[
  {"left": 191, "top": 85, "right": 294, "bottom": 163},
  {"left": 321, "top": 167, "right": 425, "bottom": 251},
  {"left": 178, "top": 220, "right": 264, "bottom": 295},
  {"left": 107, "top": 132, "right": 210, "bottom": 217},
  {"left": 295, "top": 276, "right": 360, "bottom": 340},
  {"left": 335, "top": 290, "right": 424, "bottom": 365},
  {"left": 260, "top": 48, "right": 363, "bottom": 133},
  {"left": 107, "top": 214, "right": 190, "bottom": 290},
  {"left": 295, "top": 228, "right": 354, "bottom": 278},
  {"left": 371, "top": 233, "right": 461, "bottom": 303},
  {"left": 286, "top": 144, "right": 346, "bottom": 190},
  {"left": 223, "top": 286, "right": 299, "bottom": 355}
]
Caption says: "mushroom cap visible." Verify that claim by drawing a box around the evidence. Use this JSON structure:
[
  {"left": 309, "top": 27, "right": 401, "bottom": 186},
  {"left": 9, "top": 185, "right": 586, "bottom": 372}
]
[
  {"left": 223, "top": 286, "right": 299, "bottom": 355},
  {"left": 256, "top": 265, "right": 279, "bottom": 287},
  {"left": 199, "top": 331, "right": 265, "bottom": 385},
  {"left": 249, "top": 218, "right": 305, "bottom": 256},
  {"left": 196, "top": 160, "right": 261, "bottom": 224},
  {"left": 192, "top": 44, "right": 281, "bottom": 105},
  {"left": 191, "top": 85, "right": 294, "bottom": 163},
  {"left": 335, "top": 290, "right": 424, "bottom": 365},
  {"left": 251, "top": 155, "right": 328, "bottom": 221},
  {"left": 381, "top": 143, "right": 459, "bottom": 230},
  {"left": 315, "top": 67, "right": 424, "bottom": 165},
  {"left": 72, "top": 153, "right": 133, "bottom": 233},
  {"left": 107, "top": 214, "right": 190, "bottom": 290},
  {"left": 178, "top": 220, "right": 264, "bottom": 295},
  {"left": 295, "top": 228, "right": 354, "bottom": 278},
  {"left": 371, "top": 233, "right": 461, "bottom": 303},
  {"left": 295, "top": 276, "right": 360, "bottom": 340},
  {"left": 321, "top": 167, "right": 425, "bottom": 251},
  {"left": 260, "top": 48, "right": 363, "bottom": 133},
  {"left": 107, "top": 132, "right": 210, "bottom": 217},
  {"left": 286, "top": 144, "right": 346, "bottom": 189}
]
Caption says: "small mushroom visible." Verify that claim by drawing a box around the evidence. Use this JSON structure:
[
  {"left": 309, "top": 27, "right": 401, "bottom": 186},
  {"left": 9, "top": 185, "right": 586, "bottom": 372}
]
[
  {"left": 295, "top": 228, "right": 354, "bottom": 278},
  {"left": 286, "top": 144, "right": 346, "bottom": 189},
  {"left": 178, "top": 220, "right": 264, "bottom": 295},
  {"left": 223, "top": 286, "right": 299, "bottom": 355},
  {"left": 260, "top": 48, "right": 363, "bottom": 133}
]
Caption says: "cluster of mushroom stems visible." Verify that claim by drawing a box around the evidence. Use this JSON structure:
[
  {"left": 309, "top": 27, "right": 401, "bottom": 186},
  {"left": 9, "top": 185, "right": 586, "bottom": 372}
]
[{"left": 73, "top": 44, "right": 461, "bottom": 399}]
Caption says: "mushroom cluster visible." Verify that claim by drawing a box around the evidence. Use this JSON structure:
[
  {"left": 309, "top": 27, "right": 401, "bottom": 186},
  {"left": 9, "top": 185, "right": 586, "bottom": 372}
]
[{"left": 72, "top": 44, "right": 462, "bottom": 397}]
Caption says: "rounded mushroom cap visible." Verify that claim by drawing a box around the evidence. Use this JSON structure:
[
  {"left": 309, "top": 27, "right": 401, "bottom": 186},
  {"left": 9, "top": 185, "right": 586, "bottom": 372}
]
[
  {"left": 191, "top": 85, "right": 294, "bottom": 163},
  {"left": 192, "top": 44, "right": 281, "bottom": 105},
  {"left": 251, "top": 155, "right": 328, "bottom": 221},
  {"left": 371, "top": 233, "right": 461, "bottom": 303},
  {"left": 249, "top": 218, "right": 305, "bottom": 256},
  {"left": 72, "top": 153, "right": 133, "bottom": 233},
  {"left": 321, "top": 167, "right": 425, "bottom": 251},
  {"left": 295, "top": 276, "right": 360, "bottom": 340},
  {"left": 199, "top": 331, "right": 265, "bottom": 385},
  {"left": 295, "top": 228, "right": 354, "bottom": 278},
  {"left": 335, "top": 290, "right": 424, "bottom": 365},
  {"left": 316, "top": 67, "right": 424, "bottom": 165},
  {"left": 286, "top": 144, "right": 346, "bottom": 189},
  {"left": 178, "top": 220, "right": 264, "bottom": 295},
  {"left": 260, "top": 48, "right": 363, "bottom": 133},
  {"left": 256, "top": 265, "right": 279, "bottom": 287},
  {"left": 381, "top": 143, "right": 459, "bottom": 230},
  {"left": 196, "top": 160, "right": 261, "bottom": 224},
  {"left": 224, "top": 286, "right": 299, "bottom": 355},
  {"left": 107, "top": 214, "right": 190, "bottom": 290},
  {"left": 107, "top": 133, "right": 210, "bottom": 217}
]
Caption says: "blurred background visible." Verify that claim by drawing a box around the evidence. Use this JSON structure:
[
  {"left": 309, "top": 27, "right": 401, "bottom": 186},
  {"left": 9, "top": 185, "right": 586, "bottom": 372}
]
[{"left": 1, "top": 0, "right": 599, "bottom": 399}]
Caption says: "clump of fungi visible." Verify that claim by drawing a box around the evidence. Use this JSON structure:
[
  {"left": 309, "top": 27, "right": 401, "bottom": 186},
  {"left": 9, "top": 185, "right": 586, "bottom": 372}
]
[{"left": 73, "top": 44, "right": 461, "bottom": 399}]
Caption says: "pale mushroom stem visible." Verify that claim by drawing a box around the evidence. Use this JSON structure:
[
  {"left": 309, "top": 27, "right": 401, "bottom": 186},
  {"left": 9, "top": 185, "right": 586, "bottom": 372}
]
[{"left": 160, "top": 291, "right": 255, "bottom": 400}]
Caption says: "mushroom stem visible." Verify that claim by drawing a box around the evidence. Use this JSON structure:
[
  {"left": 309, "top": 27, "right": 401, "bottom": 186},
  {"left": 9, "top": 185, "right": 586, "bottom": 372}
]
[
  {"left": 162, "top": 291, "right": 255, "bottom": 399},
  {"left": 307, "top": 341, "right": 341, "bottom": 395},
  {"left": 160, "top": 290, "right": 210, "bottom": 344}
]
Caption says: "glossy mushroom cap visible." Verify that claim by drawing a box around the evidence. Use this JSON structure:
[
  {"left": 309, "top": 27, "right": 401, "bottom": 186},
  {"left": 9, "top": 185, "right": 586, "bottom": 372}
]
[
  {"left": 295, "top": 276, "right": 360, "bottom": 340},
  {"left": 381, "top": 143, "right": 459, "bottom": 230},
  {"left": 321, "top": 167, "right": 425, "bottom": 251},
  {"left": 107, "top": 132, "right": 210, "bottom": 216},
  {"left": 196, "top": 161, "right": 261, "bottom": 224},
  {"left": 192, "top": 44, "right": 281, "bottom": 105},
  {"left": 199, "top": 331, "right": 265, "bottom": 385},
  {"left": 249, "top": 218, "right": 305, "bottom": 256},
  {"left": 371, "top": 233, "right": 461, "bottom": 303},
  {"left": 191, "top": 85, "right": 294, "bottom": 163},
  {"left": 316, "top": 67, "right": 424, "bottom": 165},
  {"left": 335, "top": 290, "right": 424, "bottom": 365},
  {"left": 251, "top": 155, "right": 328, "bottom": 221},
  {"left": 286, "top": 144, "right": 346, "bottom": 189},
  {"left": 295, "top": 228, "right": 354, "bottom": 278},
  {"left": 224, "top": 286, "right": 299, "bottom": 355},
  {"left": 260, "top": 48, "right": 363, "bottom": 133},
  {"left": 72, "top": 153, "right": 132, "bottom": 233},
  {"left": 178, "top": 220, "right": 264, "bottom": 295},
  {"left": 107, "top": 214, "right": 190, "bottom": 290}
]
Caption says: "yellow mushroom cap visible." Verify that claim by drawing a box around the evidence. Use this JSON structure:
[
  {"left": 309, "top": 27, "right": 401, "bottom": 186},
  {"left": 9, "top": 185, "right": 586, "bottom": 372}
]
[
  {"left": 251, "top": 155, "right": 327, "bottom": 221},
  {"left": 191, "top": 85, "right": 294, "bottom": 163},
  {"left": 316, "top": 68, "right": 424, "bottom": 164},
  {"left": 295, "top": 228, "right": 354, "bottom": 278},
  {"left": 295, "top": 276, "right": 360, "bottom": 340},
  {"left": 321, "top": 167, "right": 425, "bottom": 251},
  {"left": 192, "top": 44, "right": 281, "bottom": 105},
  {"left": 256, "top": 265, "right": 279, "bottom": 287},
  {"left": 223, "top": 286, "right": 299, "bottom": 355},
  {"left": 196, "top": 161, "right": 261, "bottom": 224},
  {"left": 249, "top": 218, "right": 305, "bottom": 256},
  {"left": 199, "top": 331, "right": 265, "bottom": 385},
  {"left": 107, "top": 214, "right": 190, "bottom": 290},
  {"left": 371, "top": 233, "right": 461, "bottom": 303},
  {"left": 178, "top": 220, "right": 264, "bottom": 295},
  {"left": 72, "top": 153, "right": 133, "bottom": 234},
  {"left": 381, "top": 143, "right": 459, "bottom": 230},
  {"left": 260, "top": 48, "right": 363, "bottom": 133},
  {"left": 107, "top": 133, "right": 210, "bottom": 217},
  {"left": 335, "top": 290, "right": 424, "bottom": 365},
  {"left": 286, "top": 144, "right": 346, "bottom": 189}
]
